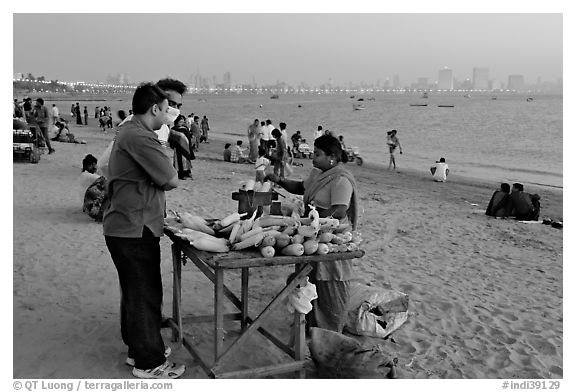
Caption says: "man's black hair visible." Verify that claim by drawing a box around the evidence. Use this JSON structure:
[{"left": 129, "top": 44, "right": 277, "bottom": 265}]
[
  {"left": 500, "top": 183, "right": 511, "bottom": 193},
  {"left": 225, "top": 143, "right": 231, "bottom": 149},
  {"left": 132, "top": 82, "right": 169, "bottom": 115},
  {"left": 156, "top": 78, "right": 187, "bottom": 95},
  {"left": 82, "top": 154, "right": 98, "bottom": 172},
  {"left": 512, "top": 182, "right": 524, "bottom": 192}
]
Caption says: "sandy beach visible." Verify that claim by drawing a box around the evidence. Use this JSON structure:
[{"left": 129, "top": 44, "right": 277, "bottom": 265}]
[{"left": 12, "top": 118, "right": 563, "bottom": 379}]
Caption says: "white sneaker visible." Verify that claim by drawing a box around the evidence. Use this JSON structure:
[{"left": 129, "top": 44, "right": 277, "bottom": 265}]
[
  {"left": 132, "top": 360, "right": 185, "bottom": 379},
  {"left": 126, "top": 346, "right": 171, "bottom": 367}
]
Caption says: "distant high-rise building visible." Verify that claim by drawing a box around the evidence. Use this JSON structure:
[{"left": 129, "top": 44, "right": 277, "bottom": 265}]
[
  {"left": 438, "top": 67, "right": 453, "bottom": 90},
  {"left": 472, "top": 67, "right": 489, "bottom": 90},
  {"left": 416, "top": 77, "right": 428, "bottom": 90},
  {"left": 507, "top": 75, "right": 524, "bottom": 91},
  {"left": 393, "top": 75, "right": 400, "bottom": 89},
  {"left": 223, "top": 72, "right": 231, "bottom": 89}
]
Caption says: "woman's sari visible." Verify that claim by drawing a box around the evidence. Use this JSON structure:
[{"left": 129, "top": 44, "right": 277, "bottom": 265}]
[
  {"left": 302, "top": 164, "right": 360, "bottom": 332},
  {"left": 168, "top": 126, "right": 194, "bottom": 178}
]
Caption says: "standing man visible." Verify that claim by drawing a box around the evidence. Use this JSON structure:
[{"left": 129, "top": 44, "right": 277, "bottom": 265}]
[
  {"left": 51, "top": 103, "right": 60, "bottom": 125},
  {"left": 23, "top": 97, "right": 33, "bottom": 122},
  {"left": 278, "top": 122, "right": 289, "bottom": 151},
  {"left": 115, "top": 78, "right": 186, "bottom": 155},
  {"left": 260, "top": 119, "right": 274, "bottom": 154},
  {"left": 33, "top": 98, "right": 55, "bottom": 154},
  {"left": 103, "top": 83, "right": 184, "bottom": 379},
  {"left": 200, "top": 115, "right": 210, "bottom": 143}
]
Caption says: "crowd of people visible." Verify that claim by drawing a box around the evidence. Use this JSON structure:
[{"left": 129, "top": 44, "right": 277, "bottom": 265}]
[{"left": 14, "top": 81, "right": 557, "bottom": 380}]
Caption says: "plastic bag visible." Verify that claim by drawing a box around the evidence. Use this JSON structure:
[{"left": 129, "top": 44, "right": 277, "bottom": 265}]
[
  {"left": 309, "top": 327, "right": 398, "bottom": 378},
  {"left": 344, "top": 284, "right": 409, "bottom": 339}
]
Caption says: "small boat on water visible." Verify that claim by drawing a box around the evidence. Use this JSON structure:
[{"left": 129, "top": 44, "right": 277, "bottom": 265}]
[
  {"left": 353, "top": 103, "right": 365, "bottom": 111},
  {"left": 526, "top": 97, "right": 534, "bottom": 102},
  {"left": 491, "top": 96, "right": 498, "bottom": 100},
  {"left": 437, "top": 105, "right": 454, "bottom": 108},
  {"left": 357, "top": 98, "right": 364, "bottom": 101},
  {"left": 409, "top": 104, "right": 428, "bottom": 107},
  {"left": 270, "top": 94, "right": 279, "bottom": 99},
  {"left": 421, "top": 92, "right": 429, "bottom": 99}
]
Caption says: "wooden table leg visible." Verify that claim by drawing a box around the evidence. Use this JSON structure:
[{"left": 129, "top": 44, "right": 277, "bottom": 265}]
[
  {"left": 171, "top": 243, "right": 182, "bottom": 343},
  {"left": 293, "top": 263, "right": 306, "bottom": 378},
  {"left": 241, "top": 267, "right": 249, "bottom": 330},
  {"left": 215, "top": 268, "right": 224, "bottom": 360},
  {"left": 293, "top": 312, "right": 306, "bottom": 378}
]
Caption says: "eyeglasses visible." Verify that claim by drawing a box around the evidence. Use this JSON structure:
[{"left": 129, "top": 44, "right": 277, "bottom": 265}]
[{"left": 168, "top": 100, "right": 182, "bottom": 109}]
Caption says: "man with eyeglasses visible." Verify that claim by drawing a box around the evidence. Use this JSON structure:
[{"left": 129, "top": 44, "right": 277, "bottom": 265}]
[{"left": 116, "top": 78, "right": 186, "bottom": 156}]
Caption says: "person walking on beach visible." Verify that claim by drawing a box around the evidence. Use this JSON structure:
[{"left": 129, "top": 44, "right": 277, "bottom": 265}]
[
  {"left": 430, "top": 157, "right": 449, "bottom": 182},
  {"left": 32, "top": 98, "right": 55, "bottom": 154},
  {"left": 83, "top": 106, "right": 89, "bottom": 125},
  {"left": 200, "top": 115, "right": 210, "bottom": 143},
  {"left": 51, "top": 104, "right": 60, "bottom": 125},
  {"left": 103, "top": 82, "right": 185, "bottom": 379},
  {"left": 386, "top": 129, "right": 402, "bottom": 170},
  {"left": 247, "top": 118, "right": 261, "bottom": 163},
  {"left": 261, "top": 119, "right": 274, "bottom": 153},
  {"left": 95, "top": 106, "right": 100, "bottom": 120}
]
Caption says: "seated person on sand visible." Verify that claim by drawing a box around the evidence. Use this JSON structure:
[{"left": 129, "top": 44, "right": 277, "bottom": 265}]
[
  {"left": 485, "top": 183, "right": 512, "bottom": 217},
  {"left": 79, "top": 154, "right": 108, "bottom": 222},
  {"left": 231, "top": 140, "right": 249, "bottom": 163},
  {"left": 510, "top": 183, "right": 541, "bottom": 221},
  {"left": 223, "top": 143, "right": 232, "bottom": 162},
  {"left": 430, "top": 157, "right": 450, "bottom": 182},
  {"left": 51, "top": 120, "right": 85, "bottom": 144}
]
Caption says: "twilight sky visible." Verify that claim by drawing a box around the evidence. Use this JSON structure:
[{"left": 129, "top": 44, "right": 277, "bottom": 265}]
[{"left": 13, "top": 12, "right": 562, "bottom": 86}]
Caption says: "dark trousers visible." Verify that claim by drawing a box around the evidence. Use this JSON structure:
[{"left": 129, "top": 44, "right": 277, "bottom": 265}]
[
  {"left": 38, "top": 126, "right": 52, "bottom": 150},
  {"left": 105, "top": 226, "right": 166, "bottom": 370}
]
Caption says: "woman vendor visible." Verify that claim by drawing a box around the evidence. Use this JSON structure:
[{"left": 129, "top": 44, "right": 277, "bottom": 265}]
[{"left": 266, "top": 134, "right": 359, "bottom": 332}]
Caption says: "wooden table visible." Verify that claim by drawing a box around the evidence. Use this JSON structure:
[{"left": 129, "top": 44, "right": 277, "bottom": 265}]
[{"left": 164, "top": 229, "right": 364, "bottom": 378}]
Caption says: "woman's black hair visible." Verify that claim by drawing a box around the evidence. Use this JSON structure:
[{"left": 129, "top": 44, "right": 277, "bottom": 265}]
[
  {"left": 271, "top": 128, "right": 281, "bottom": 139},
  {"left": 174, "top": 114, "right": 187, "bottom": 126},
  {"left": 314, "top": 134, "right": 347, "bottom": 163},
  {"left": 224, "top": 143, "right": 231, "bottom": 149}
]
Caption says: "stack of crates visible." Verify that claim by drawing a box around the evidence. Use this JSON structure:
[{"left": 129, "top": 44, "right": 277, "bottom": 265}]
[{"left": 13, "top": 127, "right": 41, "bottom": 163}]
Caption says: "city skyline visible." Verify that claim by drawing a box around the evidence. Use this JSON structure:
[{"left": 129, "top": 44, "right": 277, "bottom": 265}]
[{"left": 13, "top": 13, "right": 562, "bottom": 88}]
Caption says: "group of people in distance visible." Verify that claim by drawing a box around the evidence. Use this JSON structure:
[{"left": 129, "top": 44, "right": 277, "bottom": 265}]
[{"left": 485, "top": 182, "right": 541, "bottom": 221}]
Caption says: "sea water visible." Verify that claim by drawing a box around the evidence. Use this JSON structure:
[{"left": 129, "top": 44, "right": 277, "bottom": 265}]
[
  {"left": 61, "top": 92, "right": 563, "bottom": 188},
  {"left": 185, "top": 93, "right": 563, "bottom": 189}
]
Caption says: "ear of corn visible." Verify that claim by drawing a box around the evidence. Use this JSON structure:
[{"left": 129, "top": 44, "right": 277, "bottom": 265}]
[
  {"left": 179, "top": 212, "right": 215, "bottom": 235},
  {"left": 231, "top": 233, "right": 265, "bottom": 250}
]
